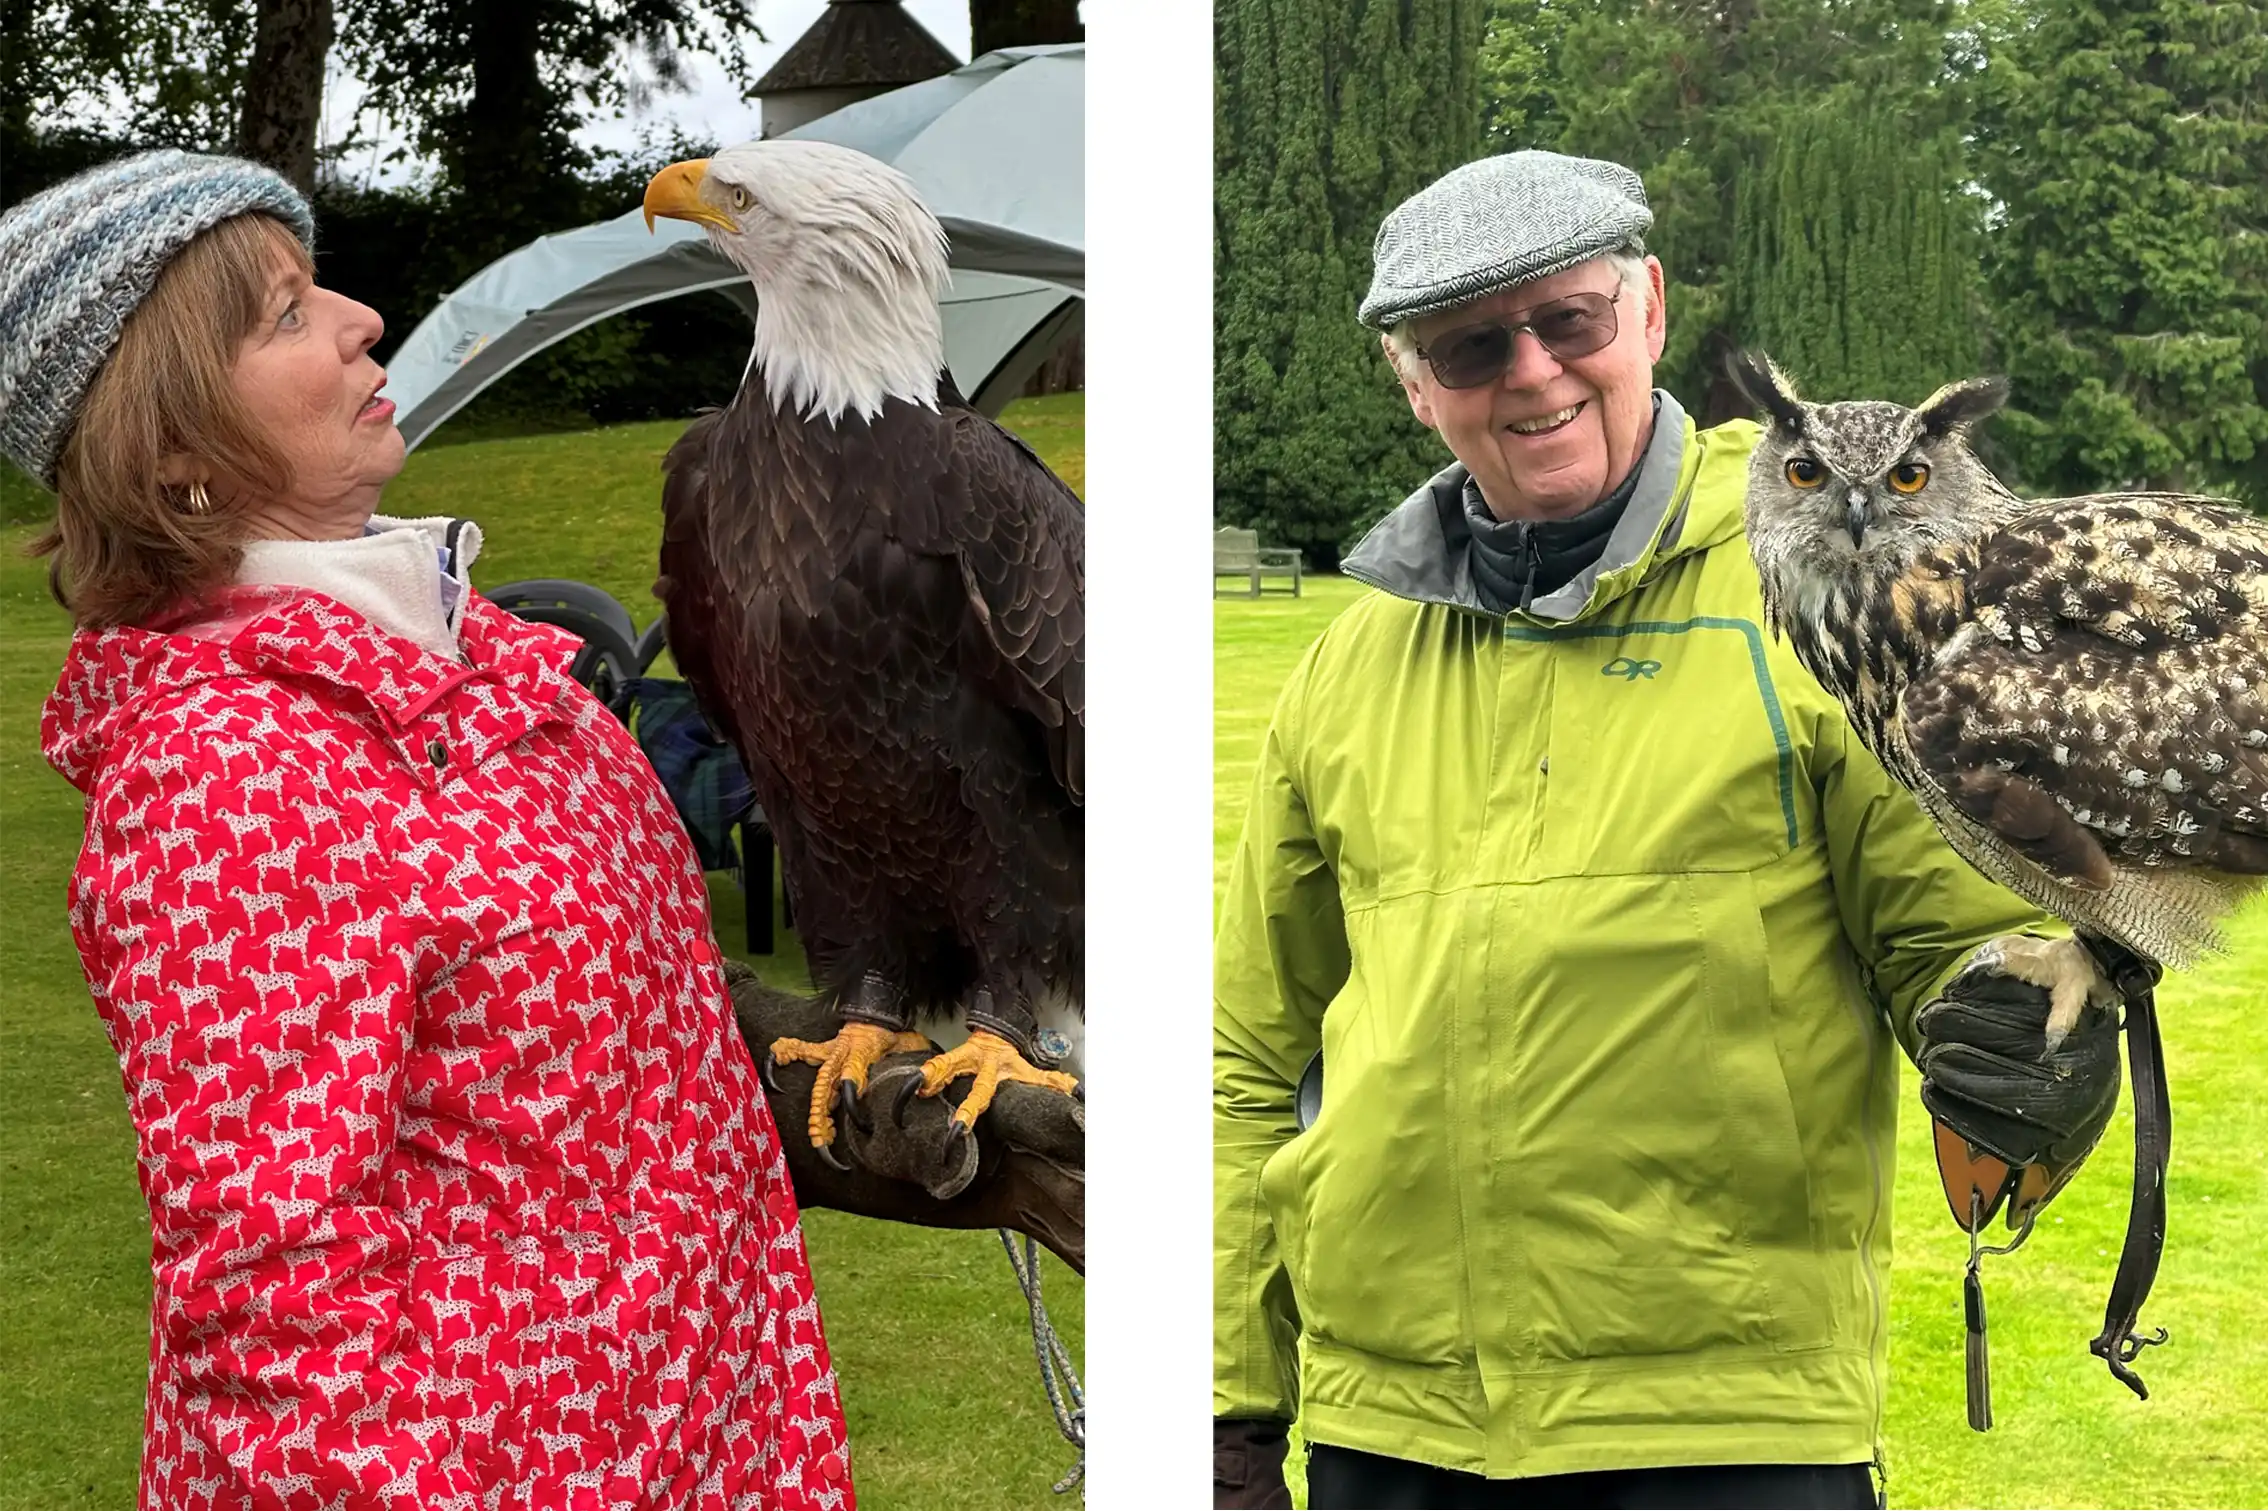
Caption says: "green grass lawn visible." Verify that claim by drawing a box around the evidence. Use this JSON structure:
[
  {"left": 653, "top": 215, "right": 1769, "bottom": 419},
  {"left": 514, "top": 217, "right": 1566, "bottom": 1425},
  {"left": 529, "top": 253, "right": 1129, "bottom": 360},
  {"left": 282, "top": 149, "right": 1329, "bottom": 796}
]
[
  {"left": 1215, "top": 577, "right": 2268, "bottom": 1509},
  {"left": 0, "top": 396, "right": 1083, "bottom": 1511}
]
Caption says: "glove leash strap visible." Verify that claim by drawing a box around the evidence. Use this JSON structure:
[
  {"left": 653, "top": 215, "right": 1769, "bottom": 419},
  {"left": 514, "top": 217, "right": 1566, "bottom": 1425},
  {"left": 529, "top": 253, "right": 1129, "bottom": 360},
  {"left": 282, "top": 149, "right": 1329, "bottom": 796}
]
[{"left": 2087, "top": 943, "right": 2173, "bottom": 1399}]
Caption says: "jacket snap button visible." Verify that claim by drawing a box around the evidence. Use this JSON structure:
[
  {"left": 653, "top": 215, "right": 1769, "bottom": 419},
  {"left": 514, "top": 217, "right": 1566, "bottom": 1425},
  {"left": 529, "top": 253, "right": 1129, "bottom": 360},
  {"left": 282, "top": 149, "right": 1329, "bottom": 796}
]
[
  {"left": 426, "top": 739, "right": 449, "bottom": 768},
  {"left": 1538, "top": 754, "right": 1550, "bottom": 775}
]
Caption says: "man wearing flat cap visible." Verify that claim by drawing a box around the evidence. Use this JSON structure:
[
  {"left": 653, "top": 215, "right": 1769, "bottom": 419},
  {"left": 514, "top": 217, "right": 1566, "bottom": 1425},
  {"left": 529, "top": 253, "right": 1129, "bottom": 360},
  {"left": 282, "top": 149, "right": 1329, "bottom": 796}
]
[{"left": 1212, "top": 152, "right": 2118, "bottom": 1508}]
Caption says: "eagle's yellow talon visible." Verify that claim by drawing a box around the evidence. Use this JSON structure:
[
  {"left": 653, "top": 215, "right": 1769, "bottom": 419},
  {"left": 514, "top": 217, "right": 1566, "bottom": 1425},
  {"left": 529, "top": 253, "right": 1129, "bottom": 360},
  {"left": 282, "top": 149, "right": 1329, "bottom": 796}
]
[
  {"left": 769, "top": 1024, "right": 934, "bottom": 1150},
  {"left": 912, "top": 1029, "right": 1081, "bottom": 1128}
]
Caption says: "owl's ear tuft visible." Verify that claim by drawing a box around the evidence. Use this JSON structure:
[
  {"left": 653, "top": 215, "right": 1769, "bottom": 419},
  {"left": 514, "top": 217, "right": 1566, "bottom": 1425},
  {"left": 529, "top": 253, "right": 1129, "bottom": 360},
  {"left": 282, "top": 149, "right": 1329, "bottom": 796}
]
[
  {"left": 1725, "top": 349, "right": 1806, "bottom": 436},
  {"left": 1916, "top": 376, "right": 2010, "bottom": 439}
]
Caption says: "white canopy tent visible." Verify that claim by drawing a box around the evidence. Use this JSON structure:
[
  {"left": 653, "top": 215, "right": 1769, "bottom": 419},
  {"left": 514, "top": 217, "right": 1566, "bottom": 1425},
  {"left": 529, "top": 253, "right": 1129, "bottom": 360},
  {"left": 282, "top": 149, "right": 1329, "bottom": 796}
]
[{"left": 385, "top": 44, "right": 1083, "bottom": 450}]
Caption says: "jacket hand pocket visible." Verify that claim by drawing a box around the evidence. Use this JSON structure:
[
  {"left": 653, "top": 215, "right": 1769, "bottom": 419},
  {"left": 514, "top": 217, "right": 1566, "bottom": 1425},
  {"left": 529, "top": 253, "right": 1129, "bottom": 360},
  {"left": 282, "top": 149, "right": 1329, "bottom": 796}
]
[{"left": 1503, "top": 873, "right": 1831, "bottom": 1362}]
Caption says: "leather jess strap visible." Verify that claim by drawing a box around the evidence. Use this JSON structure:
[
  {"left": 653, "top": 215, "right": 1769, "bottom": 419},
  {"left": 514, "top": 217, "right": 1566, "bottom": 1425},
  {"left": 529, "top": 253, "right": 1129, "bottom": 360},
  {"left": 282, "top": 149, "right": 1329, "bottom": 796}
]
[{"left": 2086, "top": 938, "right": 2172, "bottom": 1399}]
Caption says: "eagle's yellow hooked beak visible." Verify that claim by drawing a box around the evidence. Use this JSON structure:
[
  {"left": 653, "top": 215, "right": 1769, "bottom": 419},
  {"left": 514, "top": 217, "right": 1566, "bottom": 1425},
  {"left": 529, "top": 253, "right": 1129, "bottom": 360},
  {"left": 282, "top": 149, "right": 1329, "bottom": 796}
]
[{"left": 642, "top": 158, "right": 734, "bottom": 233}]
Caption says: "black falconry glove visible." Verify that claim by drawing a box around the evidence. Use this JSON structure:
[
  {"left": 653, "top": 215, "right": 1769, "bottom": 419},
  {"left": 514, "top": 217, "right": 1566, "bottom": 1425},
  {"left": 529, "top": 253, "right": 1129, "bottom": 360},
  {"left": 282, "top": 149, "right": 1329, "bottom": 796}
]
[{"left": 1917, "top": 949, "right": 2122, "bottom": 1228}]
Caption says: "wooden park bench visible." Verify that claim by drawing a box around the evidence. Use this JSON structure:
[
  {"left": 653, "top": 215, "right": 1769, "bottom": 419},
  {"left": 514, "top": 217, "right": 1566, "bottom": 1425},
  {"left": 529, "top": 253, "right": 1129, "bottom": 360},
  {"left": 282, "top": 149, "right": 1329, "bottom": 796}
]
[{"left": 1214, "top": 526, "right": 1303, "bottom": 599}]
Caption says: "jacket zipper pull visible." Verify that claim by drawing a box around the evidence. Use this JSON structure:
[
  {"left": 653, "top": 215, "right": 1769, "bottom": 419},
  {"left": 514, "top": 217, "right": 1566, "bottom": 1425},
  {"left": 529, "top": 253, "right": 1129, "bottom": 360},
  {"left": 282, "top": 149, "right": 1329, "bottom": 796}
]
[{"left": 1516, "top": 525, "right": 1541, "bottom": 613}]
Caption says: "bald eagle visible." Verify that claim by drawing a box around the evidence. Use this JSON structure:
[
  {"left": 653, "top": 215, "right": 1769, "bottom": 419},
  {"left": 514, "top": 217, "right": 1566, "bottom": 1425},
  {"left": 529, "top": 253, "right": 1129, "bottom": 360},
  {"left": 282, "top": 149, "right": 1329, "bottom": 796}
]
[{"left": 642, "top": 141, "right": 1082, "bottom": 1192}]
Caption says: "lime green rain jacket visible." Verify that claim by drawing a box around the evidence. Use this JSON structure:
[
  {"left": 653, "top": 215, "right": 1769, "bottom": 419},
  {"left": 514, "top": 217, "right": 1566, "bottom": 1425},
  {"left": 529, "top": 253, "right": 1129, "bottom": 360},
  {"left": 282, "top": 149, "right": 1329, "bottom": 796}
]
[{"left": 1213, "top": 393, "right": 2052, "bottom": 1479}]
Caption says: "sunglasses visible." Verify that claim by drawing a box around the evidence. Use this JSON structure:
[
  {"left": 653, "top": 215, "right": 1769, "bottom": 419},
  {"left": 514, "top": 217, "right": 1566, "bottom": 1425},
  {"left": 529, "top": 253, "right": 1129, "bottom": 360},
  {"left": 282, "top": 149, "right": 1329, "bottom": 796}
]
[{"left": 1413, "top": 290, "right": 1623, "bottom": 389}]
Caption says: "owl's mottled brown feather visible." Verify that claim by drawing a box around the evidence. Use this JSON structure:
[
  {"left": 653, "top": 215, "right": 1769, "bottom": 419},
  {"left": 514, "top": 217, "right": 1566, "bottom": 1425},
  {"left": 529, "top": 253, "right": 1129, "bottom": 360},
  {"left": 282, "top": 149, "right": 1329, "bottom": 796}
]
[
  {"left": 1788, "top": 494, "right": 2268, "bottom": 966},
  {"left": 1895, "top": 497, "right": 2268, "bottom": 883}
]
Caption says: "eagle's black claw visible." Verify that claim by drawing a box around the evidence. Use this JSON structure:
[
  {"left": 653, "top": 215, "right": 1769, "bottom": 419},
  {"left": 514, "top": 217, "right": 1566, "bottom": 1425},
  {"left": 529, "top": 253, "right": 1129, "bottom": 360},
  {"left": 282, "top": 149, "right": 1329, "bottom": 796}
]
[
  {"left": 835, "top": 1078, "right": 870, "bottom": 1136},
  {"left": 759, "top": 1052, "right": 786, "bottom": 1095},
  {"left": 815, "top": 1136, "right": 854, "bottom": 1173},
  {"left": 918, "top": 1113, "right": 982, "bottom": 1202},
  {"left": 1072, "top": 1079, "right": 1085, "bottom": 1104},
  {"left": 890, "top": 1074, "right": 924, "bottom": 1129}
]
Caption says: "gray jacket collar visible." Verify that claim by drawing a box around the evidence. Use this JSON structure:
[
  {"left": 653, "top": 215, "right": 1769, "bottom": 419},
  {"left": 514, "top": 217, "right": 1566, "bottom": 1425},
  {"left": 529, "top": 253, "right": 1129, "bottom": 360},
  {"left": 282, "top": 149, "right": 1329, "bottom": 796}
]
[{"left": 1341, "top": 389, "right": 1690, "bottom": 620}]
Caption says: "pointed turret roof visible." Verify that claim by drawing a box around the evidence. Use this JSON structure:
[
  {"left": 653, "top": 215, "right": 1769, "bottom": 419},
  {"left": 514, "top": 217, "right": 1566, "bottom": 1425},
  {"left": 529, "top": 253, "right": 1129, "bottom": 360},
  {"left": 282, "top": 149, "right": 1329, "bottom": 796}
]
[{"left": 753, "top": 0, "right": 962, "bottom": 95}]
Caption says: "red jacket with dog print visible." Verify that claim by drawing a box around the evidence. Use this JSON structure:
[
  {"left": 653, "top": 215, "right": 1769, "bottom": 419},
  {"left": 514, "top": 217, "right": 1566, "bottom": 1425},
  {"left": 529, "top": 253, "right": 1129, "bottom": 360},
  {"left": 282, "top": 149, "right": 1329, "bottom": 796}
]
[{"left": 41, "top": 582, "right": 852, "bottom": 1511}]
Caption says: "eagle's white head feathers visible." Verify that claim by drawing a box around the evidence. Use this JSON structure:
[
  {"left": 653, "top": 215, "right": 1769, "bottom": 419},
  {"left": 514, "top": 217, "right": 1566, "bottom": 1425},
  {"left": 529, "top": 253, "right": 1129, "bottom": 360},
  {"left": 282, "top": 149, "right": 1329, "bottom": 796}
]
[{"left": 645, "top": 140, "right": 950, "bottom": 423}]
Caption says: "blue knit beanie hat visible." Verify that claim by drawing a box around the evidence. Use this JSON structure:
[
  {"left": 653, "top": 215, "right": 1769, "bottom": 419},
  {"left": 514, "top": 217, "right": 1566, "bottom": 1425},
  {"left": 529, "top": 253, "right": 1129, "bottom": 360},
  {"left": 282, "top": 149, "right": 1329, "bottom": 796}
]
[{"left": 0, "top": 150, "right": 315, "bottom": 490}]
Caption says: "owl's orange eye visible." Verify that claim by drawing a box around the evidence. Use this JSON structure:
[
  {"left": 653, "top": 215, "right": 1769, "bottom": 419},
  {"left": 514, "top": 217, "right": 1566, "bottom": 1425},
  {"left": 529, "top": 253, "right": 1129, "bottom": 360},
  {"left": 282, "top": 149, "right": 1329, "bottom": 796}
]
[
  {"left": 1889, "top": 462, "right": 1930, "bottom": 494},
  {"left": 1785, "top": 457, "right": 1826, "bottom": 488}
]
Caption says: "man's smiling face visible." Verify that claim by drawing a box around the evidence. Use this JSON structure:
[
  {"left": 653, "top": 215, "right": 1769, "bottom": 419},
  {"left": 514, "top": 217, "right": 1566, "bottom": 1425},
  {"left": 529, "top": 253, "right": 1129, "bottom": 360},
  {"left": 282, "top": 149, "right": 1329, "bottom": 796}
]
[{"left": 1397, "top": 254, "right": 1668, "bottom": 522}]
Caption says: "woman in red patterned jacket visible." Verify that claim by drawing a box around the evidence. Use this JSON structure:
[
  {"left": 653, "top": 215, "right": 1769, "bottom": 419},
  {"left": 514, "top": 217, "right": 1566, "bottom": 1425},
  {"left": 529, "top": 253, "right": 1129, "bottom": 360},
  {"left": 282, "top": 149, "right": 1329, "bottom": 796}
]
[{"left": 8, "top": 151, "right": 853, "bottom": 1510}]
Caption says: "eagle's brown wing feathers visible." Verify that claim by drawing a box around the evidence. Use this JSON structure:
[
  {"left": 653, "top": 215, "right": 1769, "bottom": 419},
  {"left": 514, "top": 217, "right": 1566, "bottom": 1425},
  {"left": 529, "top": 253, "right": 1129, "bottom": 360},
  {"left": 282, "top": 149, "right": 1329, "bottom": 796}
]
[
  {"left": 1898, "top": 496, "right": 2268, "bottom": 882},
  {"left": 656, "top": 409, "right": 824, "bottom": 886},
  {"left": 929, "top": 395, "right": 1084, "bottom": 803}
]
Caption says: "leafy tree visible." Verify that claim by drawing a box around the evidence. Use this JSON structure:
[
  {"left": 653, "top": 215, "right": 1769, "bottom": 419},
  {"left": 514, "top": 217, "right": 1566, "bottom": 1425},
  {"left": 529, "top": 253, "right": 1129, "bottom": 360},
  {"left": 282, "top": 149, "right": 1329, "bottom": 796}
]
[
  {"left": 1, "top": 0, "right": 64, "bottom": 165},
  {"left": 1973, "top": 0, "right": 2268, "bottom": 499},
  {"left": 338, "top": 0, "right": 759, "bottom": 274},
  {"left": 1215, "top": 0, "right": 1486, "bottom": 565},
  {"left": 3, "top": 0, "right": 253, "bottom": 163},
  {"left": 1478, "top": 0, "right": 1565, "bottom": 152},
  {"left": 1732, "top": 104, "right": 1981, "bottom": 406},
  {"left": 5, "top": 0, "right": 754, "bottom": 232}
]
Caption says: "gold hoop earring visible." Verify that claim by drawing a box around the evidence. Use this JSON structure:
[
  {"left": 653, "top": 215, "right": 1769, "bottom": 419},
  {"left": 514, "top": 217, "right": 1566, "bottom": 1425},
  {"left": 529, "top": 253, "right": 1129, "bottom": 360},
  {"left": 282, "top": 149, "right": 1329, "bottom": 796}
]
[{"left": 187, "top": 480, "right": 211, "bottom": 516}]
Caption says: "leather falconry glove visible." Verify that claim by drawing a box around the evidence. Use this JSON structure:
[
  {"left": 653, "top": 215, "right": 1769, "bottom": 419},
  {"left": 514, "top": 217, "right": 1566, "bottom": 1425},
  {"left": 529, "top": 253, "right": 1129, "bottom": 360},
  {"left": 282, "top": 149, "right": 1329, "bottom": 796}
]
[
  {"left": 1918, "top": 951, "right": 2122, "bottom": 1233},
  {"left": 1213, "top": 1417, "right": 1294, "bottom": 1509},
  {"left": 724, "top": 959, "right": 1085, "bottom": 1270},
  {"left": 1919, "top": 947, "right": 2124, "bottom": 1430}
]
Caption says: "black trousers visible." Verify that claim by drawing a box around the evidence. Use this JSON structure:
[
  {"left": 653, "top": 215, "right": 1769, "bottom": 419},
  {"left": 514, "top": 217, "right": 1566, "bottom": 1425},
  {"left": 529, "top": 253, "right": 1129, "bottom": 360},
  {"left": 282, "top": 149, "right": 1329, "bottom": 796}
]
[{"left": 1306, "top": 1444, "right": 1878, "bottom": 1510}]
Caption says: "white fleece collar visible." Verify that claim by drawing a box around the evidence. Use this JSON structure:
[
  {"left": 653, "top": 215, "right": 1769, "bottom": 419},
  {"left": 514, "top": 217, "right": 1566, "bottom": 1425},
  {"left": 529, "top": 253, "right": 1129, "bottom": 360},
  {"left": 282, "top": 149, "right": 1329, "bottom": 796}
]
[{"left": 234, "top": 513, "right": 483, "bottom": 661}]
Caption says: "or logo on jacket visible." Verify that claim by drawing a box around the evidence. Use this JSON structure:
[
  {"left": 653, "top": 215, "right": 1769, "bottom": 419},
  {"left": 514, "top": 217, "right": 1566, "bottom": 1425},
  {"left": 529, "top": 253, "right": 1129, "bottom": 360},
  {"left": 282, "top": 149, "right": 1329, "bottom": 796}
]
[{"left": 1600, "top": 655, "right": 1663, "bottom": 681}]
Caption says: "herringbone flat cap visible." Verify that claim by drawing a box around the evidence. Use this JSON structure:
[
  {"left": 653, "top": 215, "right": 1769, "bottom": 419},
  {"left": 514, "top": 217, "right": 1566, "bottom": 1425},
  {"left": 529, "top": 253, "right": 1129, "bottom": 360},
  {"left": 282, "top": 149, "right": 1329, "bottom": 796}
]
[
  {"left": 0, "top": 150, "right": 315, "bottom": 488},
  {"left": 1360, "top": 151, "right": 1651, "bottom": 330}
]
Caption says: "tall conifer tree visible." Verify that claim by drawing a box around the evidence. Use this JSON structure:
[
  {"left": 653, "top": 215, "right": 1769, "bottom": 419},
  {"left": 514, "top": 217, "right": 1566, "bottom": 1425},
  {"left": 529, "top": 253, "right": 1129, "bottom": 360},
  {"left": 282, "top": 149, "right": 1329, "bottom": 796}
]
[
  {"left": 1975, "top": 0, "right": 2268, "bottom": 498},
  {"left": 1534, "top": 0, "right": 1966, "bottom": 418},
  {"left": 1733, "top": 105, "right": 1980, "bottom": 405},
  {"left": 1215, "top": 0, "right": 1485, "bottom": 564}
]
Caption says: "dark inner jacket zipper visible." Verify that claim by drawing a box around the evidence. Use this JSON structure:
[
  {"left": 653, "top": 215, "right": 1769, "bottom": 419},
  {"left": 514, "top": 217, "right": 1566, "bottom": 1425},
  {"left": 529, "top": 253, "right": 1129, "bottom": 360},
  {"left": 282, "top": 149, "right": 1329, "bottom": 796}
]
[{"left": 1464, "top": 478, "right": 1634, "bottom": 616}]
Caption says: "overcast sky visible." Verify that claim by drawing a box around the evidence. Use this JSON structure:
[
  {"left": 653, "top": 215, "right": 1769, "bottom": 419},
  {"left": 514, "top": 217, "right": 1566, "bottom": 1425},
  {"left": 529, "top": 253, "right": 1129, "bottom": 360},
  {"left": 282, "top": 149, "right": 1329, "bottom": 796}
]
[{"left": 322, "top": 0, "right": 973, "bottom": 188}]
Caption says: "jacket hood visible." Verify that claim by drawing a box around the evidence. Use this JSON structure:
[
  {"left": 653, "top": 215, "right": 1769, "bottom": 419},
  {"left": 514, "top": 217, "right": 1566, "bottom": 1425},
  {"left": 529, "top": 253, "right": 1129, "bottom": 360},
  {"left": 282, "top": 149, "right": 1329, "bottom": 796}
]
[
  {"left": 234, "top": 513, "right": 484, "bottom": 661},
  {"left": 1342, "top": 391, "right": 1756, "bottom": 620},
  {"left": 41, "top": 582, "right": 580, "bottom": 795}
]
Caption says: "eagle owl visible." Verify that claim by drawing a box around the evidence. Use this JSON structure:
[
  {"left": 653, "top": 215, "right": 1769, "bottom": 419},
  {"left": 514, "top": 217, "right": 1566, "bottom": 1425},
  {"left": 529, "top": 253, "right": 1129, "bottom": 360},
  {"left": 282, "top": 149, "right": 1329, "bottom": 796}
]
[{"left": 1728, "top": 352, "right": 2268, "bottom": 1039}]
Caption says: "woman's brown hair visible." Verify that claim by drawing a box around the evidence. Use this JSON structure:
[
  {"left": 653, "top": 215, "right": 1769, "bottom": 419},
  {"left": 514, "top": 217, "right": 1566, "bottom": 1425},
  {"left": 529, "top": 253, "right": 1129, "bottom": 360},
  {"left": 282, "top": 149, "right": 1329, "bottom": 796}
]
[{"left": 30, "top": 212, "right": 313, "bottom": 629}]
